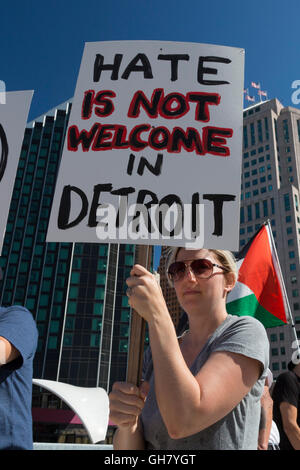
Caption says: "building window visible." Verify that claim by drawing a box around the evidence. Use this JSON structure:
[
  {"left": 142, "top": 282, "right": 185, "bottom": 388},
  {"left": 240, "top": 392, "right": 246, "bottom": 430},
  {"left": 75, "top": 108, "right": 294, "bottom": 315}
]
[
  {"left": 240, "top": 207, "right": 244, "bottom": 224},
  {"left": 247, "top": 205, "right": 252, "bottom": 222},
  {"left": 297, "top": 119, "right": 300, "bottom": 142},
  {"left": 243, "top": 125, "right": 248, "bottom": 148},
  {"left": 263, "top": 200, "right": 268, "bottom": 217},
  {"left": 264, "top": 117, "right": 269, "bottom": 140},
  {"left": 271, "top": 198, "right": 275, "bottom": 214},
  {"left": 250, "top": 123, "right": 255, "bottom": 146},
  {"left": 257, "top": 120, "right": 263, "bottom": 142},
  {"left": 284, "top": 193, "right": 290, "bottom": 211},
  {"left": 283, "top": 119, "right": 290, "bottom": 143},
  {"left": 255, "top": 202, "right": 260, "bottom": 219}
]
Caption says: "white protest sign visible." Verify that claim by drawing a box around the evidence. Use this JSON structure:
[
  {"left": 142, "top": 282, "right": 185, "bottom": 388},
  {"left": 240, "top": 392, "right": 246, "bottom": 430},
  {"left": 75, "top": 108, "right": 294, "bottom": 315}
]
[
  {"left": 47, "top": 41, "right": 244, "bottom": 249},
  {"left": 0, "top": 90, "right": 33, "bottom": 254}
]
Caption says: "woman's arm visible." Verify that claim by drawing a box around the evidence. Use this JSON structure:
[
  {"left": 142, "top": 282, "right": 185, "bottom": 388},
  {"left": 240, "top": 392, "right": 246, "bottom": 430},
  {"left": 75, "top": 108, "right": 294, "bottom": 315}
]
[
  {"left": 127, "top": 264, "right": 262, "bottom": 439},
  {"left": 109, "top": 381, "right": 147, "bottom": 450},
  {"left": 113, "top": 418, "right": 145, "bottom": 450},
  {"left": 148, "top": 315, "right": 261, "bottom": 439}
]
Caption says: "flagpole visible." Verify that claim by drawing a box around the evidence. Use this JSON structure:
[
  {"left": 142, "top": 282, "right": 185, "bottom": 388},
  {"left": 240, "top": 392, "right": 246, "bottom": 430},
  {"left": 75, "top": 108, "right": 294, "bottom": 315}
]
[{"left": 265, "top": 220, "right": 300, "bottom": 358}]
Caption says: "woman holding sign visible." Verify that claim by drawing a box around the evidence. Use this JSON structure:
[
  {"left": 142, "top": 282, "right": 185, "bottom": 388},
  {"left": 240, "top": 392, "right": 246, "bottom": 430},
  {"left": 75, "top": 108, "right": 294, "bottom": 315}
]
[{"left": 109, "top": 247, "right": 269, "bottom": 450}]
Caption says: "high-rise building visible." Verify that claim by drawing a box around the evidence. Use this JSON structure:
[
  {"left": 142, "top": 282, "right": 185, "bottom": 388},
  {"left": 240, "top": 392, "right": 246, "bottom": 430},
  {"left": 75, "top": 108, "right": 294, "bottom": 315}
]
[
  {"left": 0, "top": 100, "right": 152, "bottom": 443},
  {"left": 158, "top": 98, "right": 300, "bottom": 379},
  {"left": 241, "top": 98, "right": 300, "bottom": 377}
]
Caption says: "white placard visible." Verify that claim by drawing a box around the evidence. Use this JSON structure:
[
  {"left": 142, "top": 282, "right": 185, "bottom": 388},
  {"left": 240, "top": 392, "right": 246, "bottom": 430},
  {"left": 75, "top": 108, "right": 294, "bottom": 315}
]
[
  {"left": 47, "top": 41, "right": 244, "bottom": 249},
  {"left": 0, "top": 90, "right": 33, "bottom": 254}
]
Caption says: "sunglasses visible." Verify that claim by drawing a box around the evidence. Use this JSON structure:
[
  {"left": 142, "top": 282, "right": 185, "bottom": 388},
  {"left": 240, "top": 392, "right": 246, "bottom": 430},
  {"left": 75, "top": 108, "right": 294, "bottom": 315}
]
[{"left": 168, "top": 258, "right": 228, "bottom": 282}]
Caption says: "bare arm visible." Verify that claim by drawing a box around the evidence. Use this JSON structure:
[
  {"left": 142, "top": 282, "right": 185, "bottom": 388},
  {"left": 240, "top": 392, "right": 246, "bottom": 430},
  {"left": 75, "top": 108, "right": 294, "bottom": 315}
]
[
  {"left": 127, "top": 264, "right": 262, "bottom": 439},
  {"left": 109, "top": 381, "right": 147, "bottom": 450},
  {"left": 280, "top": 402, "right": 300, "bottom": 450},
  {"left": 0, "top": 336, "right": 20, "bottom": 365},
  {"left": 258, "top": 385, "right": 273, "bottom": 450},
  {"left": 148, "top": 315, "right": 261, "bottom": 438}
]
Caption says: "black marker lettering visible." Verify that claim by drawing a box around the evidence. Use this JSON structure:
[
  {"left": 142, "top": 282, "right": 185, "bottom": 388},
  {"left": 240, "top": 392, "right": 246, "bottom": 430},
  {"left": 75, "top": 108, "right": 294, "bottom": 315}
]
[
  {"left": 203, "top": 194, "right": 235, "bottom": 236},
  {"left": 157, "top": 54, "right": 190, "bottom": 81},
  {"left": 93, "top": 54, "right": 123, "bottom": 81},
  {"left": 121, "top": 53, "right": 153, "bottom": 80},
  {"left": 0, "top": 123, "right": 8, "bottom": 183},
  {"left": 58, "top": 185, "right": 89, "bottom": 229},
  {"left": 198, "top": 56, "right": 231, "bottom": 85}
]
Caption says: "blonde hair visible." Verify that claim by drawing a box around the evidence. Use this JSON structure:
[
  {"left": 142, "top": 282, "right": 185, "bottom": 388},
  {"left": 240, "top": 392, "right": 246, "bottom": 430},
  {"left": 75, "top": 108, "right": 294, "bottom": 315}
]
[{"left": 165, "top": 247, "right": 238, "bottom": 287}]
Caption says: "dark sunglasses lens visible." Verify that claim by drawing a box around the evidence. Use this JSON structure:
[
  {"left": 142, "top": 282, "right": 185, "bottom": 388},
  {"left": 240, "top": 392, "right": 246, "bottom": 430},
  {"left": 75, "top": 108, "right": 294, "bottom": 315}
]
[
  {"left": 191, "top": 259, "right": 213, "bottom": 277},
  {"left": 168, "top": 262, "right": 186, "bottom": 280}
]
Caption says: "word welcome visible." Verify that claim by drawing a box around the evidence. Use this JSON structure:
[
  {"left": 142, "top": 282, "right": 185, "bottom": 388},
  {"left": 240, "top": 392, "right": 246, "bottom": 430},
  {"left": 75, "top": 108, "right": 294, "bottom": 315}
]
[{"left": 68, "top": 87, "right": 233, "bottom": 156}]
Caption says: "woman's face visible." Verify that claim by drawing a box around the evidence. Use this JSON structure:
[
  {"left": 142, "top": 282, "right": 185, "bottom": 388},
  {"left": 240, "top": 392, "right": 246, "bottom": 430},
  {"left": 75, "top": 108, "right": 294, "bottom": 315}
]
[{"left": 173, "top": 248, "right": 230, "bottom": 315}]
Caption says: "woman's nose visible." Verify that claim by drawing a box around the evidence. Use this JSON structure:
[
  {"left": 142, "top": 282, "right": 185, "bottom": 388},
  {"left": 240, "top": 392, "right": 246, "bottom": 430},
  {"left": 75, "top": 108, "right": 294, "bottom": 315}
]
[{"left": 185, "top": 265, "right": 197, "bottom": 282}]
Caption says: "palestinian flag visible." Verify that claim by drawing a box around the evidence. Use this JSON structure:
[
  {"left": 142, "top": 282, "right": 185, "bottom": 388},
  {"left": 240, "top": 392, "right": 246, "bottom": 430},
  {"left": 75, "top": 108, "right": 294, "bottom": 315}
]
[{"left": 226, "top": 222, "right": 290, "bottom": 328}]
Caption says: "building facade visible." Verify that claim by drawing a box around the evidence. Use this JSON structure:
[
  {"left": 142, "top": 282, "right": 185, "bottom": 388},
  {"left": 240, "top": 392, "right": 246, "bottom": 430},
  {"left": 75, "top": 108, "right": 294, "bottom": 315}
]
[
  {"left": 158, "top": 98, "right": 300, "bottom": 379},
  {"left": 0, "top": 101, "right": 152, "bottom": 442},
  {"left": 241, "top": 98, "right": 300, "bottom": 377}
]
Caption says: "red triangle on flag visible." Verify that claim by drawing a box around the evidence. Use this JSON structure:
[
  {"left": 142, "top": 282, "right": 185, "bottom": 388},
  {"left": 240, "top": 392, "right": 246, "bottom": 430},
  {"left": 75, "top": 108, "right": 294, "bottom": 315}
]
[{"left": 238, "top": 225, "right": 288, "bottom": 324}]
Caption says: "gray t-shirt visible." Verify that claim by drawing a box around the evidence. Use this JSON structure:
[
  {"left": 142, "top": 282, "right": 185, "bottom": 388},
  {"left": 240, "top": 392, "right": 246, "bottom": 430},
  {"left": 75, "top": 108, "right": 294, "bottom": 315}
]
[{"left": 140, "top": 314, "right": 269, "bottom": 450}]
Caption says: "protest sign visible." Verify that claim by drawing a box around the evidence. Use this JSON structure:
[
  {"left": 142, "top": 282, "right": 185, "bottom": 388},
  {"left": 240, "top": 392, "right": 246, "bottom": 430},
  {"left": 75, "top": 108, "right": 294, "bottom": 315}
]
[
  {"left": 0, "top": 90, "right": 33, "bottom": 253},
  {"left": 47, "top": 41, "right": 244, "bottom": 250}
]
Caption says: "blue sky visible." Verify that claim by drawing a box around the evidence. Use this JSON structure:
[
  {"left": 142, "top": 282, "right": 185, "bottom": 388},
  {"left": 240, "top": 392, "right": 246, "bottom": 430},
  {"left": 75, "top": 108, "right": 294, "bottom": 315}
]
[
  {"left": 1, "top": 0, "right": 300, "bottom": 122},
  {"left": 1, "top": 0, "right": 300, "bottom": 268}
]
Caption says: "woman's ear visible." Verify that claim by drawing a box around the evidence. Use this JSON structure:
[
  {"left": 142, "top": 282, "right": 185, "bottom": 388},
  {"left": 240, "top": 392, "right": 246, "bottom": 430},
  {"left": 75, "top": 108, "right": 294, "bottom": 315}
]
[{"left": 224, "top": 272, "right": 236, "bottom": 293}]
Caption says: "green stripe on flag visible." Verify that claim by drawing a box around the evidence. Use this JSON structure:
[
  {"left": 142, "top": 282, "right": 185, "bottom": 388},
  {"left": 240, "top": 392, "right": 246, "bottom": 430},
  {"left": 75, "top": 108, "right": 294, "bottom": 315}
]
[{"left": 227, "top": 293, "right": 286, "bottom": 328}]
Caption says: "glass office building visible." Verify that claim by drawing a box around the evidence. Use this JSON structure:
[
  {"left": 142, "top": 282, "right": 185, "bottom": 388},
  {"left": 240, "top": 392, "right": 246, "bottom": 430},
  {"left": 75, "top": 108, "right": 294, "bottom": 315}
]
[{"left": 0, "top": 101, "right": 152, "bottom": 442}]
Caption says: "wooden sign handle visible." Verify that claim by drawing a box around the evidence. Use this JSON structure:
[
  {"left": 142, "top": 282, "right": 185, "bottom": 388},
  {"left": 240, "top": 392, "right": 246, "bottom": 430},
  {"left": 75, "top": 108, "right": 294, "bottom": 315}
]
[{"left": 126, "top": 245, "right": 152, "bottom": 386}]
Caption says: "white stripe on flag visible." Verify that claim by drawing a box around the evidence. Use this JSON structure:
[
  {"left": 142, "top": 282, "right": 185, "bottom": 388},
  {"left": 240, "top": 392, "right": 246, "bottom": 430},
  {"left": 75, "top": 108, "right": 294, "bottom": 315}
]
[{"left": 227, "top": 280, "right": 253, "bottom": 303}]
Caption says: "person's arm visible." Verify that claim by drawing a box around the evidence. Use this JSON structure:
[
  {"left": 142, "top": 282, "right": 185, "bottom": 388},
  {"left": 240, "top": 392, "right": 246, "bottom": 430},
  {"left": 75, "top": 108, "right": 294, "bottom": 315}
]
[
  {"left": 258, "top": 385, "right": 273, "bottom": 450},
  {"left": 148, "top": 317, "right": 261, "bottom": 439},
  {"left": 0, "top": 336, "right": 20, "bottom": 365},
  {"left": 280, "top": 402, "right": 300, "bottom": 450},
  {"left": 109, "top": 381, "right": 147, "bottom": 450},
  {"left": 127, "top": 265, "right": 263, "bottom": 439}
]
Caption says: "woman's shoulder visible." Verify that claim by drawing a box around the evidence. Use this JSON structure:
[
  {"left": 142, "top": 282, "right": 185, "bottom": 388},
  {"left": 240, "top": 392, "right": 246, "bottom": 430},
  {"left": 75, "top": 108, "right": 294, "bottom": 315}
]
[
  {"left": 212, "top": 314, "right": 269, "bottom": 365},
  {"left": 223, "top": 314, "right": 268, "bottom": 336}
]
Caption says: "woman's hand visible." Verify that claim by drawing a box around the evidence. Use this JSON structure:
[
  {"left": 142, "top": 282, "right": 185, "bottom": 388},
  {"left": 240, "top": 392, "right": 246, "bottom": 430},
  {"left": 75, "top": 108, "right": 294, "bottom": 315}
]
[
  {"left": 109, "top": 381, "right": 148, "bottom": 430},
  {"left": 126, "top": 264, "right": 169, "bottom": 323}
]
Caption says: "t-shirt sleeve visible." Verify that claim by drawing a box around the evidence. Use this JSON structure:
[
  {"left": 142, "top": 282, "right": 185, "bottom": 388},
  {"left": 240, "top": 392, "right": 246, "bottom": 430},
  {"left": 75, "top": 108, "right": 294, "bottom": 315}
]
[
  {"left": 211, "top": 316, "right": 269, "bottom": 377},
  {"left": 0, "top": 306, "right": 38, "bottom": 367},
  {"left": 273, "top": 373, "right": 299, "bottom": 408}
]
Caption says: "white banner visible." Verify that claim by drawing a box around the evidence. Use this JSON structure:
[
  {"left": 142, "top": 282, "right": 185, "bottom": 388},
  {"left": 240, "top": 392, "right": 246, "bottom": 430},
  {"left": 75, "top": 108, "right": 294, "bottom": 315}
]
[
  {"left": 0, "top": 90, "right": 33, "bottom": 253},
  {"left": 47, "top": 41, "right": 244, "bottom": 249}
]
